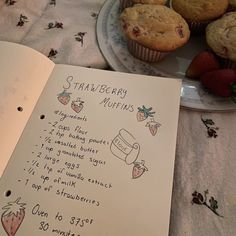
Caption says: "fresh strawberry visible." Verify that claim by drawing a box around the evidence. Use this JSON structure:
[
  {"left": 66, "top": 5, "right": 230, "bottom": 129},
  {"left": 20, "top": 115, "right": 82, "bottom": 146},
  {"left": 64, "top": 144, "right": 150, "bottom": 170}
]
[
  {"left": 136, "top": 106, "right": 155, "bottom": 122},
  {"left": 132, "top": 160, "right": 148, "bottom": 179},
  {"left": 200, "top": 69, "right": 236, "bottom": 97},
  {"left": 1, "top": 198, "right": 26, "bottom": 236},
  {"left": 185, "top": 51, "right": 220, "bottom": 79}
]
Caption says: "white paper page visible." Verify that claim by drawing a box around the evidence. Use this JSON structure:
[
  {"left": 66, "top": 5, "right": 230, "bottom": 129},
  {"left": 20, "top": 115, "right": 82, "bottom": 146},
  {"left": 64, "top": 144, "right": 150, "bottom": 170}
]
[
  {"left": 0, "top": 41, "right": 55, "bottom": 176},
  {"left": 0, "top": 65, "right": 181, "bottom": 236}
]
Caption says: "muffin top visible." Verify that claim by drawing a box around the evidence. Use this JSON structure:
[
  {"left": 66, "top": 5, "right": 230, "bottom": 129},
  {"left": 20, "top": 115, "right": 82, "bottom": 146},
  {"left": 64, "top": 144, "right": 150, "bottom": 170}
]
[
  {"left": 120, "top": 4, "right": 190, "bottom": 51},
  {"left": 132, "top": 0, "right": 167, "bottom": 5},
  {"left": 171, "top": 0, "right": 229, "bottom": 22},
  {"left": 206, "top": 12, "right": 236, "bottom": 62}
]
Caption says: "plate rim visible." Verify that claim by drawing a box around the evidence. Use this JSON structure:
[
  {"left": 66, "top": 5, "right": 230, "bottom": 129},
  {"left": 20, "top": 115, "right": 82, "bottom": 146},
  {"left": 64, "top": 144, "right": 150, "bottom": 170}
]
[{"left": 96, "top": 0, "right": 236, "bottom": 112}]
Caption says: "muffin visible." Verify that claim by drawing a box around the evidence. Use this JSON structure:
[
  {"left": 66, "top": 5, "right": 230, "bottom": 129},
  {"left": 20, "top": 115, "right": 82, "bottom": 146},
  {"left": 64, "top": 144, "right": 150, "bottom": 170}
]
[
  {"left": 120, "top": 4, "right": 190, "bottom": 62},
  {"left": 228, "top": 0, "right": 236, "bottom": 11},
  {"left": 171, "top": 0, "right": 229, "bottom": 33},
  {"left": 120, "top": 0, "right": 167, "bottom": 11},
  {"left": 206, "top": 12, "right": 236, "bottom": 69}
]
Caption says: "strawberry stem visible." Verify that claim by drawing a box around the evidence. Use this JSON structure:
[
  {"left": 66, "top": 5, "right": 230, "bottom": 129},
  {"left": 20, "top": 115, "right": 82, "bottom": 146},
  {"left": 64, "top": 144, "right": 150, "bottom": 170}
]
[{"left": 137, "top": 105, "right": 155, "bottom": 118}]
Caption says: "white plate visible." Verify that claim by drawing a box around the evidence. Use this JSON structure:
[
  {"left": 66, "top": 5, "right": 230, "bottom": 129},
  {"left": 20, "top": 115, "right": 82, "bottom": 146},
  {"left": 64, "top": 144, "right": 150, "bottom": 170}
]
[{"left": 96, "top": 0, "right": 236, "bottom": 111}]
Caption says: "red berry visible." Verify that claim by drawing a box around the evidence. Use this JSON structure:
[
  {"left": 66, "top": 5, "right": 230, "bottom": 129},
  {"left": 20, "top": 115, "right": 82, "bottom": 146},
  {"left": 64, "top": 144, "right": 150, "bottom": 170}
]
[
  {"left": 186, "top": 51, "right": 220, "bottom": 79},
  {"left": 200, "top": 69, "right": 236, "bottom": 97}
]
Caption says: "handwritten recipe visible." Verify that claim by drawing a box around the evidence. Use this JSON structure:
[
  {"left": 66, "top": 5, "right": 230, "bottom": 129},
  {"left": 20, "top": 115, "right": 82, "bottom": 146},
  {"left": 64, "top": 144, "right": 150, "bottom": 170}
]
[{"left": 0, "top": 64, "right": 181, "bottom": 236}]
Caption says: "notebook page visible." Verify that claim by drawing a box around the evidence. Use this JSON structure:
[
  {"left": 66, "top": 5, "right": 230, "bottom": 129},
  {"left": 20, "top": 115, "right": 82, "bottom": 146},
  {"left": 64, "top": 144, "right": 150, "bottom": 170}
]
[
  {"left": 0, "top": 65, "right": 181, "bottom": 236},
  {"left": 0, "top": 41, "right": 54, "bottom": 176}
]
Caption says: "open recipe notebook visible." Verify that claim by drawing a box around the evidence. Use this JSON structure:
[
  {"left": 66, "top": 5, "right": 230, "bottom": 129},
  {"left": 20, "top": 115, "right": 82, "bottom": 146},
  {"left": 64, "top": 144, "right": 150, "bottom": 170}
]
[{"left": 0, "top": 41, "right": 181, "bottom": 236}]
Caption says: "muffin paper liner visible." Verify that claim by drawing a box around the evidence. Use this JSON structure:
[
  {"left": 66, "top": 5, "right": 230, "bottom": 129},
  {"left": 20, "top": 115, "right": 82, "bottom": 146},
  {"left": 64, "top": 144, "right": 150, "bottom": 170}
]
[
  {"left": 127, "top": 39, "right": 169, "bottom": 62},
  {"left": 207, "top": 49, "right": 236, "bottom": 69},
  {"left": 220, "top": 58, "right": 236, "bottom": 69},
  {"left": 187, "top": 20, "right": 211, "bottom": 34}
]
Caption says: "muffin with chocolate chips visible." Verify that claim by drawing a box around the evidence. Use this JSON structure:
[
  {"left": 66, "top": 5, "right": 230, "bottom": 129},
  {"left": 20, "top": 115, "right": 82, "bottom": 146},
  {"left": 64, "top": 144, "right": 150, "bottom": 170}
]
[
  {"left": 171, "top": 0, "right": 229, "bottom": 33},
  {"left": 120, "top": 0, "right": 167, "bottom": 11},
  {"left": 120, "top": 4, "right": 190, "bottom": 62},
  {"left": 206, "top": 12, "right": 236, "bottom": 68}
]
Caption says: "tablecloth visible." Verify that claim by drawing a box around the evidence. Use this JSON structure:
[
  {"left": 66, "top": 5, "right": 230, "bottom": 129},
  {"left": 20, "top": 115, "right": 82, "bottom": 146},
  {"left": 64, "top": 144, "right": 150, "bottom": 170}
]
[
  {"left": 171, "top": 110, "right": 236, "bottom": 236},
  {"left": 0, "top": 0, "right": 235, "bottom": 235}
]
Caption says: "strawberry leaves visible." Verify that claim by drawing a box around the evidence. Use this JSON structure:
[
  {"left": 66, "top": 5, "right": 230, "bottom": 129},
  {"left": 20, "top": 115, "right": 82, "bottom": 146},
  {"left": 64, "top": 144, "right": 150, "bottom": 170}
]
[
  {"left": 1, "top": 198, "right": 26, "bottom": 236},
  {"left": 137, "top": 106, "right": 155, "bottom": 122}
]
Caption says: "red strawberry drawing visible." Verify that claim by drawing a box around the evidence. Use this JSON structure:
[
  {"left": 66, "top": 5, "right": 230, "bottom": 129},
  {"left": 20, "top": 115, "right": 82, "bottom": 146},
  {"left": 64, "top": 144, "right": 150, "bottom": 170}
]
[
  {"left": 1, "top": 198, "right": 26, "bottom": 236},
  {"left": 137, "top": 106, "right": 155, "bottom": 122},
  {"left": 71, "top": 98, "right": 84, "bottom": 113},
  {"left": 132, "top": 160, "right": 148, "bottom": 179},
  {"left": 146, "top": 119, "right": 161, "bottom": 136},
  {"left": 57, "top": 90, "right": 71, "bottom": 105}
]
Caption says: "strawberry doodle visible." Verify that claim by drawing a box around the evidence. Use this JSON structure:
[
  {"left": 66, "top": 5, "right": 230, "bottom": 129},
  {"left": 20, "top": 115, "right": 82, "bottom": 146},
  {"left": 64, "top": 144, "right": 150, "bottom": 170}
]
[
  {"left": 57, "top": 90, "right": 71, "bottom": 105},
  {"left": 137, "top": 105, "right": 155, "bottom": 122},
  {"left": 71, "top": 98, "right": 84, "bottom": 113},
  {"left": 136, "top": 105, "right": 162, "bottom": 136},
  {"left": 1, "top": 198, "right": 26, "bottom": 236},
  {"left": 146, "top": 118, "right": 161, "bottom": 136},
  {"left": 132, "top": 160, "right": 148, "bottom": 179}
]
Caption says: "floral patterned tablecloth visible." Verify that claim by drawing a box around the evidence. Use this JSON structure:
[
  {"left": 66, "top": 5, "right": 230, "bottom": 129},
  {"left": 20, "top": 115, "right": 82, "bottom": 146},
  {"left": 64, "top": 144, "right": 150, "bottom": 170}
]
[
  {"left": 0, "top": 0, "right": 236, "bottom": 235},
  {"left": 0, "top": 0, "right": 107, "bottom": 68},
  {"left": 171, "top": 109, "right": 236, "bottom": 236}
]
